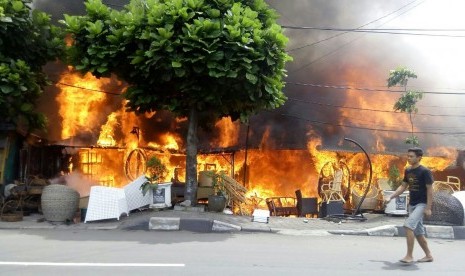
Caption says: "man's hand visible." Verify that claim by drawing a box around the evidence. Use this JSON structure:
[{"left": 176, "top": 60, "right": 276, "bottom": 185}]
[
  {"left": 424, "top": 207, "right": 432, "bottom": 217},
  {"left": 384, "top": 196, "right": 392, "bottom": 204}
]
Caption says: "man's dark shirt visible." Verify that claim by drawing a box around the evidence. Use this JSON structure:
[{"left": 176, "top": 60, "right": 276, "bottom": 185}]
[{"left": 403, "top": 165, "right": 434, "bottom": 205}]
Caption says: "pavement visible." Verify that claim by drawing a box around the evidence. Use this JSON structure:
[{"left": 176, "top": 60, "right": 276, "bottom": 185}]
[{"left": 1, "top": 206, "right": 465, "bottom": 240}]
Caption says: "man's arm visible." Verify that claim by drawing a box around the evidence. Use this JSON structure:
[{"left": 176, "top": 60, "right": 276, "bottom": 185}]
[
  {"left": 385, "top": 182, "right": 407, "bottom": 203},
  {"left": 424, "top": 184, "right": 433, "bottom": 217}
]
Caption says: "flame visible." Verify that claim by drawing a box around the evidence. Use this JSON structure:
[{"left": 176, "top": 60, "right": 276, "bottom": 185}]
[
  {"left": 147, "top": 133, "right": 180, "bottom": 151},
  {"left": 97, "top": 112, "right": 118, "bottom": 147},
  {"left": 52, "top": 69, "right": 460, "bottom": 211},
  {"left": 57, "top": 71, "right": 110, "bottom": 139},
  {"left": 212, "top": 117, "right": 239, "bottom": 147}
]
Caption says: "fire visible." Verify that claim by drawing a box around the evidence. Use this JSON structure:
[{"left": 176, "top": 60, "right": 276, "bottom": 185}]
[
  {"left": 57, "top": 71, "right": 110, "bottom": 139},
  {"left": 147, "top": 133, "right": 180, "bottom": 151},
  {"left": 51, "top": 69, "right": 460, "bottom": 213},
  {"left": 212, "top": 117, "right": 240, "bottom": 147},
  {"left": 97, "top": 112, "right": 118, "bottom": 147},
  {"left": 307, "top": 137, "right": 337, "bottom": 174}
]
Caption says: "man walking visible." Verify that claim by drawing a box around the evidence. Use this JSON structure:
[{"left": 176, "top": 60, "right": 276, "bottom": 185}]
[{"left": 385, "top": 147, "right": 434, "bottom": 263}]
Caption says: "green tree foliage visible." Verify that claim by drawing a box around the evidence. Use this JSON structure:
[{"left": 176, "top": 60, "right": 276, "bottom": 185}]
[
  {"left": 387, "top": 66, "right": 423, "bottom": 146},
  {"left": 62, "top": 0, "right": 292, "bottom": 203},
  {"left": 0, "top": 0, "right": 64, "bottom": 130}
]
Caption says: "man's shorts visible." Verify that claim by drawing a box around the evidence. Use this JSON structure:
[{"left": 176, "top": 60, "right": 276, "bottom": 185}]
[{"left": 404, "top": 203, "right": 427, "bottom": 236}]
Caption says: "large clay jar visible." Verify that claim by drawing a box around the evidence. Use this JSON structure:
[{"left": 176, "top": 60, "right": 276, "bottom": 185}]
[
  {"left": 208, "top": 195, "right": 226, "bottom": 212},
  {"left": 41, "top": 184, "right": 80, "bottom": 222}
]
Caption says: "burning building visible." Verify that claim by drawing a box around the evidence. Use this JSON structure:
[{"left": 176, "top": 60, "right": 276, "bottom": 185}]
[{"left": 6, "top": 0, "right": 463, "bottom": 213}]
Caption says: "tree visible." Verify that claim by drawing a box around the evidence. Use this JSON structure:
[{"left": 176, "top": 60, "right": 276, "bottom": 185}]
[
  {"left": 387, "top": 66, "right": 423, "bottom": 146},
  {"left": 62, "top": 0, "right": 292, "bottom": 204},
  {"left": 0, "top": 0, "right": 64, "bottom": 130}
]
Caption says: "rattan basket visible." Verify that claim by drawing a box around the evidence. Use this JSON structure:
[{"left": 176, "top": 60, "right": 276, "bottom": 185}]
[
  {"left": 0, "top": 211, "right": 23, "bottom": 222},
  {"left": 41, "top": 184, "right": 79, "bottom": 222},
  {"left": 352, "top": 185, "right": 380, "bottom": 210}
]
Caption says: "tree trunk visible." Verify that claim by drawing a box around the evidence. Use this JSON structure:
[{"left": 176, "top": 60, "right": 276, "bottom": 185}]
[{"left": 184, "top": 107, "right": 198, "bottom": 205}]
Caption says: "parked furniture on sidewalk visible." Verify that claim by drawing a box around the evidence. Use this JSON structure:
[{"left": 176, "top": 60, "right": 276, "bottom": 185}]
[
  {"left": 84, "top": 186, "right": 129, "bottom": 223},
  {"left": 266, "top": 197, "right": 298, "bottom": 217},
  {"left": 319, "top": 201, "right": 344, "bottom": 217},
  {"left": 124, "top": 175, "right": 153, "bottom": 211},
  {"left": 320, "top": 169, "right": 345, "bottom": 203},
  {"left": 433, "top": 176, "right": 461, "bottom": 194},
  {"left": 351, "top": 182, "right": 381, "bottom": 211},
  {"left": 295, "top": 190, "right": 318, "bottom": 218}
]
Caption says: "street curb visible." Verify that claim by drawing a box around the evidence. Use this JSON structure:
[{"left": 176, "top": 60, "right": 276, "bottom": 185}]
[{"left": 329, "top": 225, "right": 465, "bottom": 240}]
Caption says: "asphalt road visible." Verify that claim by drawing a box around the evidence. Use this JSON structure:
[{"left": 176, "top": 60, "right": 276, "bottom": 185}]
[{"left": 0, "top": 229, "right": 463, "bottom": 275}]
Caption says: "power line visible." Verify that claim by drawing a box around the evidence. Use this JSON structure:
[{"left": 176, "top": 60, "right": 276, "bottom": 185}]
[
  {"left": 286, "top": 0, "right": 420, "bottom": 52},
  {"left": 286, "top": 81, "right": 465, "bottom": 95},
  {"left": 288, "top": 97, "right": 465, "bottom": 118},
  {"left": 282, "top": 26, "right": 465, "bottom": 38},
  {"left": 282, "top": 113, "right": 465, "bottom": 136},
  {"left": 55, "top": 82, "right": 122, "bottom": 96},
  {"left": 288, "top": 1, "right": 425, "bottom": 74}
]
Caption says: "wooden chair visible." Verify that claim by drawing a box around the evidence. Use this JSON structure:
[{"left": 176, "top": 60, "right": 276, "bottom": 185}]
[{"left": 320, "top": 169, "right": 345, "bottom": 203}]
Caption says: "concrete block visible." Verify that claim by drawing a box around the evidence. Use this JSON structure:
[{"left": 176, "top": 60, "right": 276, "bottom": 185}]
[
  {"left": 149, "top": 217, "right": 180, "bottom": 230},
  {"left": 179, "top": 218, "right": 212, "bottom": 232},
  {"left": 452, "top": 226, "right": 465, "bottom": 239},
  {"left": 426, "top": 225, "right": 454, "bottom": 239},
  {"left": 173, "top": 205, "right": 205, "bottom": 212},
  {"left": 212, "top": 220, "right": 241, "bottom": 232},
  {"left": 366, "top": 225, "right": 398, "bottom": 236}
]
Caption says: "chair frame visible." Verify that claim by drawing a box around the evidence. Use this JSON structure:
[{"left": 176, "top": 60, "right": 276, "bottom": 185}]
[{"left": 320, "top": 169, "right": 346, "bottom": 203}]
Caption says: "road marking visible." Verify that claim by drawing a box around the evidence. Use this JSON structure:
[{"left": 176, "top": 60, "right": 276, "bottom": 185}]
[{"left": 0, "top": 262, "right": 185, "bottom": 267}]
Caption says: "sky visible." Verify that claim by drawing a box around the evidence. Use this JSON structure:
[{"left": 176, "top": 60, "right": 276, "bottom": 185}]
[{"left": 32, "top": 0, "right": 465, "bottom": 155}]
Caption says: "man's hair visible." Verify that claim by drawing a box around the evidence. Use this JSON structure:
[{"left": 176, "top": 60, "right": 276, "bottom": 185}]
[{"left": 408, "top": 147, "right": 424, "bottom": 157}]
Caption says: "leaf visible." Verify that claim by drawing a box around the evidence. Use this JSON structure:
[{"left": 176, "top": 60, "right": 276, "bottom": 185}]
[
  {"left": 20, "top": 103, "right": 33, "bottom": 112},
  {"left": 246, "top": 73, "right": 257, "bottom": 84},
  {"left": 12, "top": 1, "right": 24, "bottom": 12},
  {"left": 172, "top": 61, "right": 182, "bottom": 68},
  {"left": 0, "top": 85, "right": 14, "bottom": 94}
]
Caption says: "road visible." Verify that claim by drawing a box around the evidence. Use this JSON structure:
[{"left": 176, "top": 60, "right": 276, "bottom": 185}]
[{"left": 0, "top": 229, "right": 463, "bottom": 275}]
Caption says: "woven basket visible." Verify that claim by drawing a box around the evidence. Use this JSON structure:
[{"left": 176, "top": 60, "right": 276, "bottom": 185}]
[
  {"left": 352, "top": 185, "right": 380, "bottom": 210},
  {"left": 41, "top": 184, "right": 79, "bottom": 222},
  {"left": 1, "top": 211, "right": 23, "bottom": 222}
]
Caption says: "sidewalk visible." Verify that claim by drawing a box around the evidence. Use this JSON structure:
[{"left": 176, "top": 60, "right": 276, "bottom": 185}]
[{"left": 1, "top": 208, "right": 464, "bottom": 240}]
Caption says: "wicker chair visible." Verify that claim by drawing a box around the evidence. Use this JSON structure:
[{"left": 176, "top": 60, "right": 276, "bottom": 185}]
[{"left": 320, "top": 169, "right": 345, "bottom": 203}]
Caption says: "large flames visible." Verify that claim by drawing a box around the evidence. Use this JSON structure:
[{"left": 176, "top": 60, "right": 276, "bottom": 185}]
[{"left": 53, "top": 69, "right": 458, "bottom": 211}]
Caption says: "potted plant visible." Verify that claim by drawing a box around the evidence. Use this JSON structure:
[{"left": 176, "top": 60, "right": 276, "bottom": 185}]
[
  {"left": 206, "top": 171, "right": 228, "bottom": 212},
  {"left": 139, "top": 156, "right": 168, "bottom": 202},
  {"left": 383, "top": 165, "right": 408, "bottom": 215},
  {"left": 388, "top": 166, "right": 403, "bottom": 191}
]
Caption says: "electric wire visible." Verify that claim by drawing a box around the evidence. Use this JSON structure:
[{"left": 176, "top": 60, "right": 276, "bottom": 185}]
[
  {"left": 286, "top": 0, "right": 421, "bottom": 52},
  {"left": 282, "top": 113, "right": 465, "bottom": 136},
  {"left": 288, "top": 1, "right": 425, "bottom": 73}
]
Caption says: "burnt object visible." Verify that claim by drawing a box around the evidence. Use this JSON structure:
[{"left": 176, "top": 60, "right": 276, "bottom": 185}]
[
  {"left": 319, "top": 201, "right": 344, "bottom": 218},
  {"left": 424, "top": 192, "right": 464, "bottom": 226},
  {"left": 295, "top": 190, "right": 318, "bottom": 218}
]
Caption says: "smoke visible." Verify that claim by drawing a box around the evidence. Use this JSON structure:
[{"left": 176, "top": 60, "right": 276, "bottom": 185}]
[{"left": 33, "top": 0, "right": 465, "bottom": 154}]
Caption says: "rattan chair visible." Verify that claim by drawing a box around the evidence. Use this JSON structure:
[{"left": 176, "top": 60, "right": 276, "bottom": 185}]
[{"left": 320, "top": 169, "right": 345, "bottom": 203}]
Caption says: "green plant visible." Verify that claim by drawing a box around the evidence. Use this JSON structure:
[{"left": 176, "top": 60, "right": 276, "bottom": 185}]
[
  {"left": 205, "top": 171, "right": 228, "bottom": 197},
  {"left": 388, "top": 166, "right": 403, "bottom": 191},
  {"left": 387, "top": 67, "right": 423, "bottom": 146},
  {"left": 140, "top": 156, "right": 168, "bottom": 196}
]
